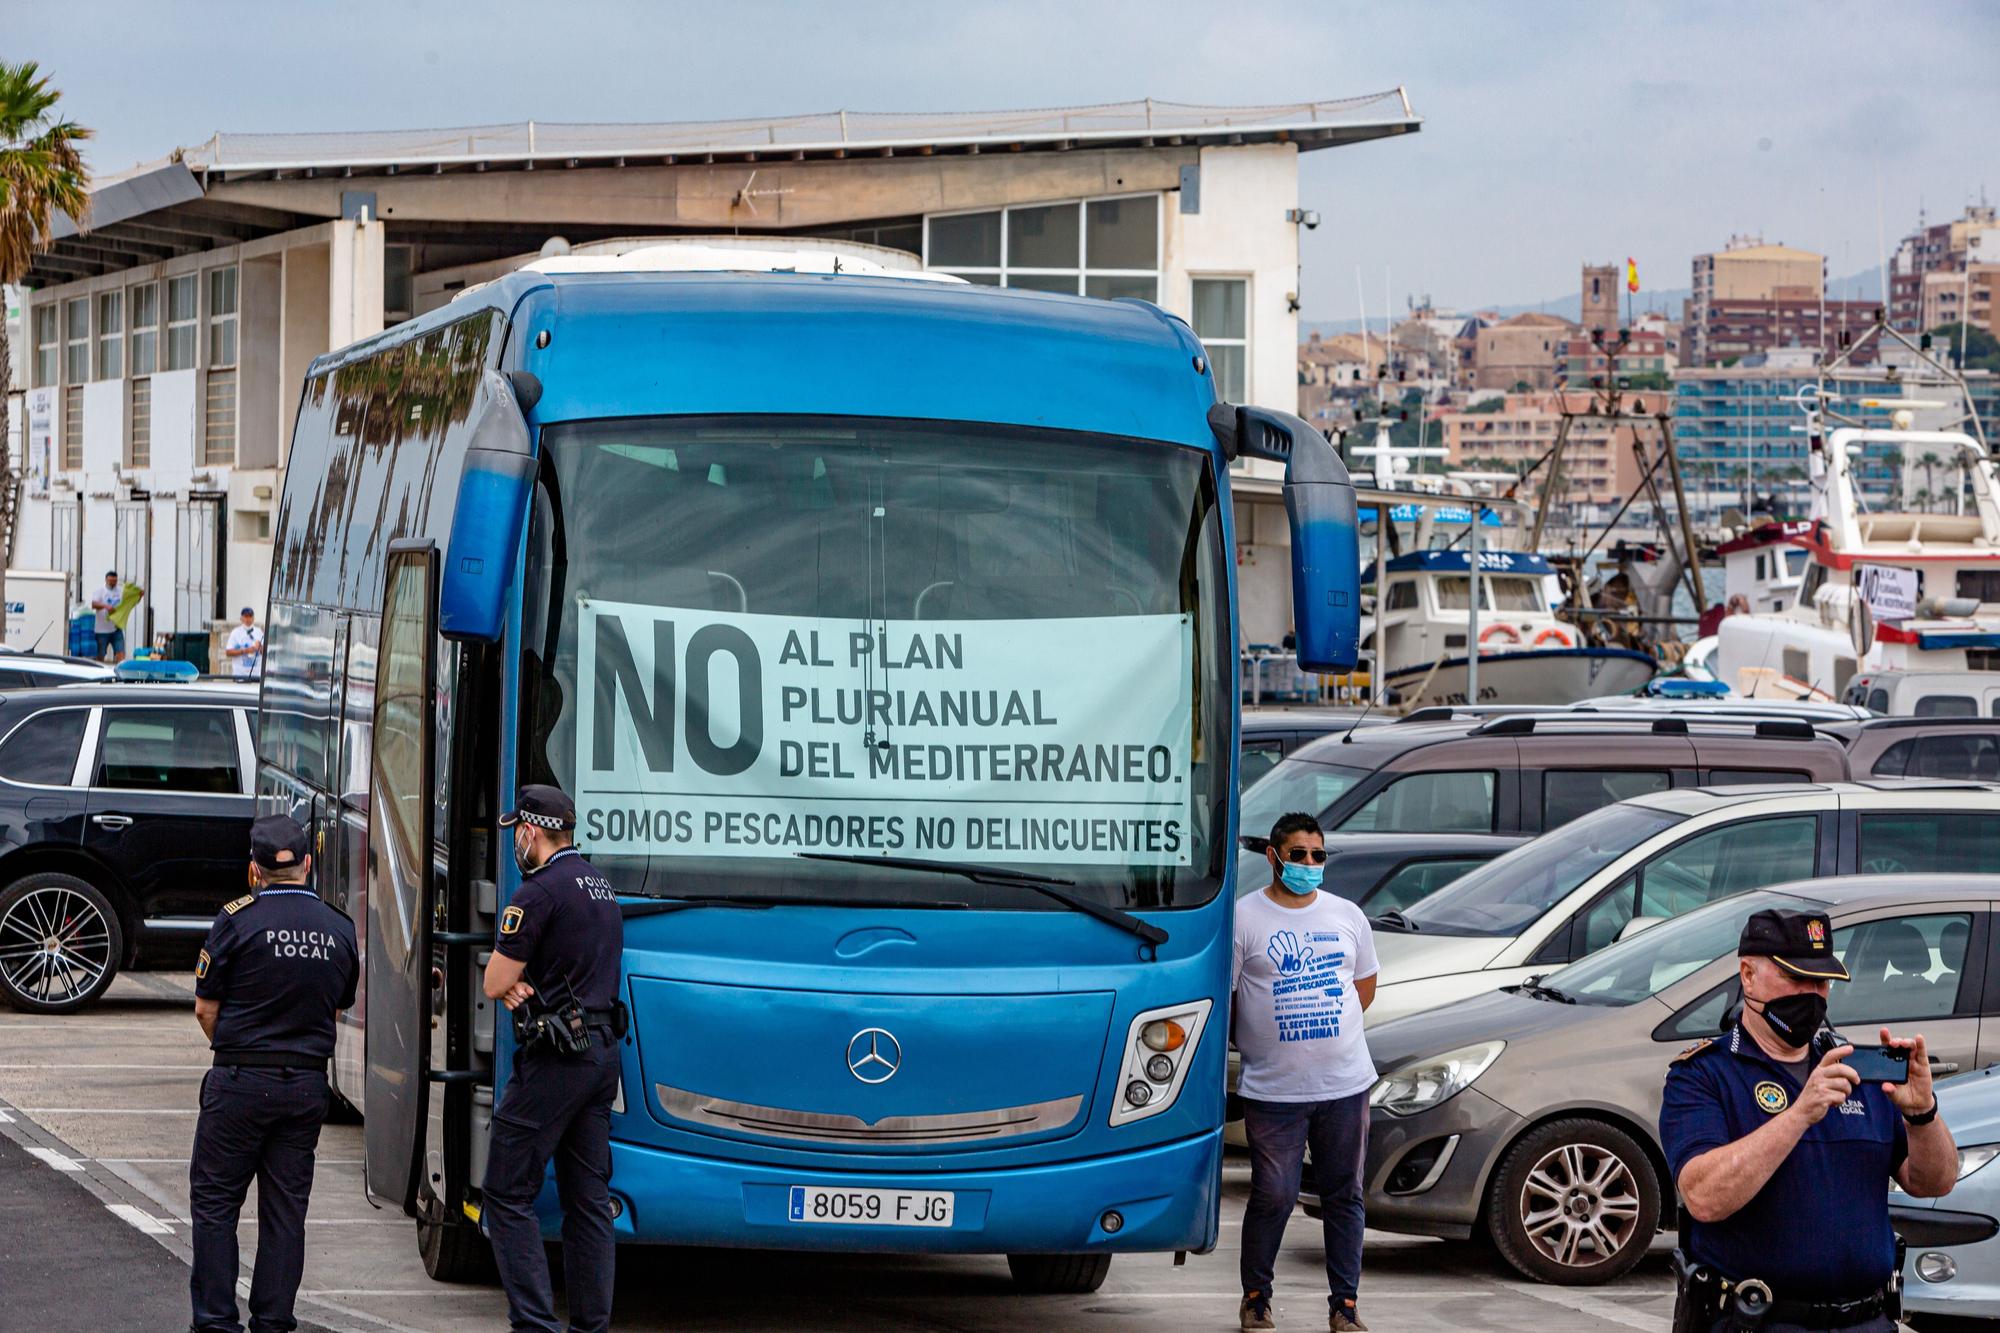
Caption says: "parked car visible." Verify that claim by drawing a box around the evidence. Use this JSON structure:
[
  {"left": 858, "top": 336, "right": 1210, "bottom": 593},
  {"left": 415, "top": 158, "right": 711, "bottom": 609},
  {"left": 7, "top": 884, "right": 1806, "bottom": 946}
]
[
  {"left": 0, "top": 653, "right": 115, "bottom": 689},
  {"left": 1894, "top": 1063, "right": 2000, "bottom": 1322},
  {"left": 1368, "top": 780, "right": 2000, "bottom": 1023},
  {"left": 0, "top": 682, "right": 257, "bottom": 1013},
  {"left": 1837, "top": 716, "right": 2000, "bottom": 782},
  {"left": 1356, "top": 875, "right": 2000, "bottom": 1285},
  {"left": 1238, "top": 711, "right": 1851, "bottom": 845},
  {"left": 1844, "top": 669, "right": 2000, "bottom": 718},
  {"left": 1239, "top": 707, "right": 1386, "bottom": 793}
]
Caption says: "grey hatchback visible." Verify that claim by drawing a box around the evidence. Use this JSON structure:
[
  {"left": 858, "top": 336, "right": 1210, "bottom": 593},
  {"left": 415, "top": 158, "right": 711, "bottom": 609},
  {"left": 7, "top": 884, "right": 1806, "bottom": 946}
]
[{"left": 1356, "top": 875, "right": 2000, "bottom": 1285}]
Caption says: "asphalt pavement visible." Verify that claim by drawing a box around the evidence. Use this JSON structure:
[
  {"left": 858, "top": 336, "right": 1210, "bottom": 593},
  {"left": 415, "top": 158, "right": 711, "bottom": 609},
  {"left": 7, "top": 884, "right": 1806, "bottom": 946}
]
[{"left": 0, "top": 972, "right": 1682, "bottom": 1332}]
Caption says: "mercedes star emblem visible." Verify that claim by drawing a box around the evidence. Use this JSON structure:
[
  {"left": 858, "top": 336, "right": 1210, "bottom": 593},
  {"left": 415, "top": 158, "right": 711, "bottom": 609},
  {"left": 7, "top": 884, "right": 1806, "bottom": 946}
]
[{"left": 846, "top": 1027, "right": 901, "bottom": 1084}]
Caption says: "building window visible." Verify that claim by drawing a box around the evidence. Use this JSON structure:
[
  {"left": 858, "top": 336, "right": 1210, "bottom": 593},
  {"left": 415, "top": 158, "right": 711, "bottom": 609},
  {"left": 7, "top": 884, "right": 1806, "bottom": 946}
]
[
  {"left": 207, "top": 266, "right": 238, "bottom": 367},
  {"left": 95, "top": 291, "right": 122, "bottom": 380},
  {"left": 31, "top": 305, "right": 57, "bottom": 387},
  {"left": 130, "top": 282, "right": 159, "bottom": 376},
  {"left": 924, "top": 194, "right": 1159, "bottom": 301},
  {"left": 129, "top": 377, "right": 151, "bottom": 468},
  {"left": 1192, "top": 277, "right": 1249, "bottom": 401},
  {"left": 62, "top": 385, "right": 83, "bottom": 469},
  {"left": 166, "top": 274, "right": 197, "bottom": 370},
  {"left": 203, "top": 368, "right": 236, "bottom": 466},
  {"left": 64, "top": 297, "right": 89, "bottom": 383}
]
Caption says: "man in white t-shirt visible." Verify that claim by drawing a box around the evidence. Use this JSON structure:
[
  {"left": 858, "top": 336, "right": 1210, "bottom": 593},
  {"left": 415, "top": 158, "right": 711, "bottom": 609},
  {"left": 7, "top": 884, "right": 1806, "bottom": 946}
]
[
  {"left": 224, "top": 607, "right": 264, "bottom": 680},
  {"left": 1232, "top": 811, "right": 1378, "bottom": 1332}
]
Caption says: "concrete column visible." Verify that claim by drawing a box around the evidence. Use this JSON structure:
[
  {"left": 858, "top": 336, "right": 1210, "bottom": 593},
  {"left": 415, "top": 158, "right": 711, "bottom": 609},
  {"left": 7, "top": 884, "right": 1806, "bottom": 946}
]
[
  {"left": 279, "top": 243, "right": 331, "bottom": 469},
  {"left": 327, "top": 218, "right": 385, "bottom": 351}
]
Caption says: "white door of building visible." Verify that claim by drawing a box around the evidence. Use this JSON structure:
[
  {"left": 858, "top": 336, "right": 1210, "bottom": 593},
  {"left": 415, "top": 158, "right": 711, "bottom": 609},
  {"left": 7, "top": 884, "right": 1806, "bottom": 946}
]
[
  {"left": 174, "top": 493, "right": 224, "bottom": 633},
  {"left": 50, "top": 499, "right": 82, "bottom": 613},
  {"left": 114, "top": 496, "right": 153, "bottom": 650}
]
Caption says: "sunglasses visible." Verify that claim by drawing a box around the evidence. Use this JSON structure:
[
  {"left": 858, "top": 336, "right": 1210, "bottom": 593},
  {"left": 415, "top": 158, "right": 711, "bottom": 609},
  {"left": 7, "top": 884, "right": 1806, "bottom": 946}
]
[{"left": 1280, "top": 848, "right": 1328, "bottom": 864}]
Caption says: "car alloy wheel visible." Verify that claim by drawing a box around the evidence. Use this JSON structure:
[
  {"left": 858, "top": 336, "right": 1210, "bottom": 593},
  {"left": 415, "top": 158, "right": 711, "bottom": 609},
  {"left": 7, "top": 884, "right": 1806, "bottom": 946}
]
[
  {"left": 1519, "top": 1142, "right": 1641, "bottom": 1267},
  {"left": 0, "top": 874, "right": 124, "bottom": 1014},
  {"left": 1485, "top": 1117, "right": 1660, "bottom": 1285}
]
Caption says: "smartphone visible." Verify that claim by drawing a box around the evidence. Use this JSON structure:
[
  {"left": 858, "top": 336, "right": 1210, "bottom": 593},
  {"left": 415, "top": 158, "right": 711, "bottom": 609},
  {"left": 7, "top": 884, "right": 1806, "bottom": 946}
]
[{"left": 1844, "top": 1044, "right": 1911, "bottom": 1085}]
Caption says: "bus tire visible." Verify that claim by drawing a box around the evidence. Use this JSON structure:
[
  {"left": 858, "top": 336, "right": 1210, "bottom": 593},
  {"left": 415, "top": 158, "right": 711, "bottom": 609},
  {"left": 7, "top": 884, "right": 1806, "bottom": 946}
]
[
  {"left": 0, "top": 873, "right": 124, "bottom": 1014},
  {"left": 420, "top": 1214, "right": 497, "bottom": 1284},
  {"left": 1006, "top": 1252, "right": 1113, "bottom": 1293}
]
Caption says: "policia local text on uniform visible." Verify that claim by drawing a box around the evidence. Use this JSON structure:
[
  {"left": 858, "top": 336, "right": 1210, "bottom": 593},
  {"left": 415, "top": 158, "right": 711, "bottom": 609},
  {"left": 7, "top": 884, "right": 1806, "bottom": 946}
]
[{"left": 1661, "top": 908, "right": 1957, "bottom": 1332}]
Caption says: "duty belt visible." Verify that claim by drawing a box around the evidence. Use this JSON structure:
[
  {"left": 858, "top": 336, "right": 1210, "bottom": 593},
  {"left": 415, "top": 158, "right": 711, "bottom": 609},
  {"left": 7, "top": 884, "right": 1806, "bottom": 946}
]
[
  {"left": 213, "top": 1051, "right": 326, "bottom": 1070},
  {"left": 1673, "top": 1249, "right": 1896, "bottom": 1331}
]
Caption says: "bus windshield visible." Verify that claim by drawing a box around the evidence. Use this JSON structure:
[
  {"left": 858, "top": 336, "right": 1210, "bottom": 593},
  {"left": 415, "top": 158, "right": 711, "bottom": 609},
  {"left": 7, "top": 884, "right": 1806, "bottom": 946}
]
[{"left": 518, "top": 415, "right": 1231, "bottom": 911}]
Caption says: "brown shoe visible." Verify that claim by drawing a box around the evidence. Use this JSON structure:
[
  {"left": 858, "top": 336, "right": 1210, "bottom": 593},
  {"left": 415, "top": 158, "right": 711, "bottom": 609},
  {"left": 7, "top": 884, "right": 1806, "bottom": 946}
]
[
  {"left": 1239, "top": 1290, "right": 1274, "bottom": 1330},
  {"left": 1330, "top": 1307, "right": 1368, "bottom": 1332}
]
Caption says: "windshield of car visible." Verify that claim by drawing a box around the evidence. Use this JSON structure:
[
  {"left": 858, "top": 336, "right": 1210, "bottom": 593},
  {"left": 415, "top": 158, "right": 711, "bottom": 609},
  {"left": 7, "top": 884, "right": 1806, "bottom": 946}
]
[
  {"left": 1233, "top": 754, "right": 1369, "bottom": 892},
  {"left": 1539, "top": 890, "right": 1815, "bottom": 1005},
  {"left": 1395, "top": 802, "right": 1686, "bottom": 936},
  {"left": 517, "top": 415, "right": 1231, "bottom": 911}
]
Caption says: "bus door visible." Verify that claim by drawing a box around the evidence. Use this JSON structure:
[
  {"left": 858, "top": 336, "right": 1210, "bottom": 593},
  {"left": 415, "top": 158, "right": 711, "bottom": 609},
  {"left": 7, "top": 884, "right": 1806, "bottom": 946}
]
[{"left": 363, "top": 543, "right": 440, "bottom": 1213}]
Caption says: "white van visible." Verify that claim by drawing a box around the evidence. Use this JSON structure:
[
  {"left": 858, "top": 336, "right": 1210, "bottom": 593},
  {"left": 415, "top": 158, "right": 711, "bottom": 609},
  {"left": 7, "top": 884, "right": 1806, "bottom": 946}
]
[{"left": 1844, "top": 670, "right": 2000, "bottom": 718}]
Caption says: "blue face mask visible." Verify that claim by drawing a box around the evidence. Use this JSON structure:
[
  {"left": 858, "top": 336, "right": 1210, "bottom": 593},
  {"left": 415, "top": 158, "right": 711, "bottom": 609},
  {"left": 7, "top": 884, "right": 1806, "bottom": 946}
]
[{"left": 1277, "top": 861, "right": 1324, "bottom": 895}]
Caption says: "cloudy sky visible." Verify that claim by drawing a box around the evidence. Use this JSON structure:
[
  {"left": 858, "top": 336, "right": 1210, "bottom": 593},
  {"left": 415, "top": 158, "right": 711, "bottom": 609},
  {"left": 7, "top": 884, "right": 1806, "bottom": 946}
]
[{"left": 18, "top": 0, "right": 2000, "bottom": 320}]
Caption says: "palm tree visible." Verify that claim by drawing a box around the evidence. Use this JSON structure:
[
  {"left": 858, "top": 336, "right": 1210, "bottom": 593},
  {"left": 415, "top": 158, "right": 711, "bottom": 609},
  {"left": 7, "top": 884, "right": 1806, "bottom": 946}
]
[
  {"left": 0, "top": 63, "right": 90, "bottom": 617},
  {"left": 1920, "top": 451, "right": 1942, "bottom": 507}
]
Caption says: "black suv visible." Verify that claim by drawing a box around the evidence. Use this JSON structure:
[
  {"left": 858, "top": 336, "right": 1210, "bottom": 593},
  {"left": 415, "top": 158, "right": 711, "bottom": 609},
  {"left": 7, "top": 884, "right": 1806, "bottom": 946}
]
[{"left": 0, "top": 682, "right": 257, "bottom": 1013}]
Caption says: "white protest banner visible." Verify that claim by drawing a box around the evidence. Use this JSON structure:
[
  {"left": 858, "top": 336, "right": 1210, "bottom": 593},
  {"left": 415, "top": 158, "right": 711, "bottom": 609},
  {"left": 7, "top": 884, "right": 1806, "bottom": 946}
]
[
  {"left": 25, "top": 387, "right": 53, "bottom": 497},
  {"left": 1856, "top": 564, "right": 1918, "bottom": 622},
  {"left": 574, "top": 599, "right": 1194, "bottom": 865}
]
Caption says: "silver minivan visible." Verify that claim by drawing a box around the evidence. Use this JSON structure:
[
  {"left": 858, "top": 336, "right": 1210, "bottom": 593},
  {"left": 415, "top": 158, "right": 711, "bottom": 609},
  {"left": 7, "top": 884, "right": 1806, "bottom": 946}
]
[{"left": 1354, "top": 875, "right": 2000, "bottom": 1285}]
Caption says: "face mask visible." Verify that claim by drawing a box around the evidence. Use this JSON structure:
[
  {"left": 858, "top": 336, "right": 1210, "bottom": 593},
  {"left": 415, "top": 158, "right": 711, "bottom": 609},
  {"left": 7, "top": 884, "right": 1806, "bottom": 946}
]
[
  {"left": 1277, "top": 861, "right": 1324, "bottom": 896},
  {"left": 513, "top": 831, "right": 537, "bottom": 875},
  {"left": 1752, "top": 990, "right": 1827, "bottom": 1044}
]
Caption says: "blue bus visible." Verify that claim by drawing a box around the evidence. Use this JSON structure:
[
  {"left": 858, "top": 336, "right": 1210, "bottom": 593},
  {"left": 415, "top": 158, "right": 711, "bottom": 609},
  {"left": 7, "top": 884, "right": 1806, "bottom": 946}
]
[{"left": 257, "top": 248, "right": 1358, "bottom": 1292}]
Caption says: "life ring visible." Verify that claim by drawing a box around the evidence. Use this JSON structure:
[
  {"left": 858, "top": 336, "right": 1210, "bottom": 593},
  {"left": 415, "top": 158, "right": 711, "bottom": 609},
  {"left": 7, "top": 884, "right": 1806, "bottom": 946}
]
[
  {"left": 1479, "top": 623, "right": 1522, "bottom": 646},
  {"left": 1533, "top": 626, "right": 1574, "bottom": 648}
]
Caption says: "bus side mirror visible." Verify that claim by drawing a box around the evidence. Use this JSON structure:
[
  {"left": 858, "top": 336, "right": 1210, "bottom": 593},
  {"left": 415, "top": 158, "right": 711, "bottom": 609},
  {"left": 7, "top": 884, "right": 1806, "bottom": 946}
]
[
  {"left": 440, "top": 370, "right": 536, "bottom": 643},
  {"left": 1215, "top": 404, "right": 1360, "bottom": 673}
]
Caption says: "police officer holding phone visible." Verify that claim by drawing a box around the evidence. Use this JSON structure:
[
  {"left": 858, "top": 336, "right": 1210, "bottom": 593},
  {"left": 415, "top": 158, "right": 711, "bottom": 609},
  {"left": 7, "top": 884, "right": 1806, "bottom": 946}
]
[
  {"left": 1660, "top": 908, "right": 1959, "bottom": 1331},
  {"left": 481, "top": 784, "right": 624, "bottom": 1333},
  {"left": 189, "top": 814, "right": 358, "bottom": 1333}
]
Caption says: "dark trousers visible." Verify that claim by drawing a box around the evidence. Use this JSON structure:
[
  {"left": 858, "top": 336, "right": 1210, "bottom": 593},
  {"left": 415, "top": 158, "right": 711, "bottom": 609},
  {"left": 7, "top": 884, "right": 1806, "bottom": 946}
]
[
  {"left": 1240, "top": 1092, "right": 1368, "bottom": 1313},
  {"left": 1707, "top": 1320, "right": 1895, "bottom": 1333},
  {"left": 189, "top": 1067, "right": 328, "bottom": 1333},
  {"left": 483, "top": 1042, "right": 621, "bottom": 1333}
]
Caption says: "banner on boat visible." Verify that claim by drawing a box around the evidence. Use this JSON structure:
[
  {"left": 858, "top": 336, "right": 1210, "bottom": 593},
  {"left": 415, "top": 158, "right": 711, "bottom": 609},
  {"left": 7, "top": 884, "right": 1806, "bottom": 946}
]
[
  {"left": 1856, "top": 564, "right": 1918, "bottom": 622},
  {"left": 571, "top": 598, "right": 1195, "bottom": 864}
]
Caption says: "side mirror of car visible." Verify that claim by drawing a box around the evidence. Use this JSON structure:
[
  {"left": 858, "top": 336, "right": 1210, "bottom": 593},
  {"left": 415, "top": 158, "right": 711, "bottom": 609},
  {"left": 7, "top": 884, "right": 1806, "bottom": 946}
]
[{"left": 1616, "top": 915, "right": 1666, "bottom": 943}]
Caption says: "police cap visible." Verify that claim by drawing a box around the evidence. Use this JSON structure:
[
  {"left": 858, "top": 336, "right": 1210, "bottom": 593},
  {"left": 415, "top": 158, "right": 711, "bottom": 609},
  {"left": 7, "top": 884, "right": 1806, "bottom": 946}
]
[
  {"left": 500, "top": 783, "right": 576, "bottom": 832},
  {"left": 1738, "top": 907, "right": 1850, "bottom": 981},
  {"left": 251, "top": 814, "right": 310, "bottom": 871}
]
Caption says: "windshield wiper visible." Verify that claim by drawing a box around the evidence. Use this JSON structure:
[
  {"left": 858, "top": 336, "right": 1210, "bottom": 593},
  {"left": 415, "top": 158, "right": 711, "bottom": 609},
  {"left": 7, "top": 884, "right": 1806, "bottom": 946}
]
[
  {"left": 620, "top": 896, "right": 776, "bottom": 920},
  {"left": 1502, "top": 974, "right": 1576, "bottom": 1004},
  {"left": 1372, "top": 909, "right": 1417, "bottom": 933},
  {"left": 797, "top": 852, "right": 1169, "bottom": 952}
]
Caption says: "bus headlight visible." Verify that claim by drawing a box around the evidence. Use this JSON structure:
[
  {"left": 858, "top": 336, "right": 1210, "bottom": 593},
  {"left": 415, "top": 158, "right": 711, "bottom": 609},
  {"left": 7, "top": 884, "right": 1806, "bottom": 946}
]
[{"left": 1109, "top": 1000, "right": 1212, "bottom": 1127}]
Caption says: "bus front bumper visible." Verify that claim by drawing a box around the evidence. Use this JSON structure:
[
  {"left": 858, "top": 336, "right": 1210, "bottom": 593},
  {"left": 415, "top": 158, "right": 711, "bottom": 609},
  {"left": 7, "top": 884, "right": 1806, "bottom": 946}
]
[{"left": 567, "top": 1128, "right": 1224, "bottom": 1253}]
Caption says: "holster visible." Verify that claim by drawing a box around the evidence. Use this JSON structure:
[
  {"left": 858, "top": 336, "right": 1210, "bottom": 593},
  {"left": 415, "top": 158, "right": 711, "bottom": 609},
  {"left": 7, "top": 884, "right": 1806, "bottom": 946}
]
[{"left": 1671, "top": 1248, "right": 1716, "bottom": 1333}]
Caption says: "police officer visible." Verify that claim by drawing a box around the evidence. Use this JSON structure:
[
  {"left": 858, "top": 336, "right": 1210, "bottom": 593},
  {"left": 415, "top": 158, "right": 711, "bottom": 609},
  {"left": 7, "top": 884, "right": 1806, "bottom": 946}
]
[
  {"left": 189, "top": 814, "right": 358, "bottom": 1333},
  {"left": 481, "top": 784, "right": 624, "bottom": 1333},
  {"left": 1661, "top": 908, "right": 1958, "bottom": 1331}
]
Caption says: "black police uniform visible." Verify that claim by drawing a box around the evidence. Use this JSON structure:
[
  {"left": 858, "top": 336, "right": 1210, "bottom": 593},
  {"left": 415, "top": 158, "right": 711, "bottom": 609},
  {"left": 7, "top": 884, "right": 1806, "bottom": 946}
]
[
  {"left": 189, "top": 827, "right": 358, "bottom": 1333},
  {"left": 482, "top": 798, "right": 625, "bottom": 1333},
  {"left": 1660, "top": 909, "right": 1906, "bottom": 1333}
]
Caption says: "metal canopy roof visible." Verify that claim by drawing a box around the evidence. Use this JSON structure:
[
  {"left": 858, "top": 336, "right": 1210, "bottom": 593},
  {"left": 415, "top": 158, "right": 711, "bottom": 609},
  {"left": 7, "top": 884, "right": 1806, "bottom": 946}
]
[
  {"left": 26, "top": 92, "right": 1421, "bottom": 288},
  {"left": 181, "top": 91, "right": 1420, "bottom": 180}
]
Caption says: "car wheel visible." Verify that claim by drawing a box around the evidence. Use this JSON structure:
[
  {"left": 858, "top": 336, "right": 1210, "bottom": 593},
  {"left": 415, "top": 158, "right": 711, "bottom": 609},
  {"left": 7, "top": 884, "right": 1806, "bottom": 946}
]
[
  {"left": 420, "top": 1214, "right": 496, "bottom": 1283},
  {"left": 1484, "top": 1118, "right": 1659, "bottom": 1285},
  {"left": 1006, "top": 1253, "right": 1113, "bottom": 1293},
  {"left": 0, "top": 873, "right": 125, "bottom": 1014}
]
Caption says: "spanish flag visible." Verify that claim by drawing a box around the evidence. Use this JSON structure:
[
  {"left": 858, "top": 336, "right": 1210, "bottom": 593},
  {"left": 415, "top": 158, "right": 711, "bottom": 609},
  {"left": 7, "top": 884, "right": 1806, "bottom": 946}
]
[{"left": 1626, "top": 257, "right": 1640, "bottom": 294}]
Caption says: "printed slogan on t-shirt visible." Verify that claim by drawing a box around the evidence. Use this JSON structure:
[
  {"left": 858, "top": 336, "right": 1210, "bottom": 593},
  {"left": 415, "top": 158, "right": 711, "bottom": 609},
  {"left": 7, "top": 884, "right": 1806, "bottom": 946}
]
[
  {"left": 572, "top": 599, "right": 1194, "bottom": 865},
  {"left": 1265, "top": 926, "right": 1351, "bottom": 1043}
]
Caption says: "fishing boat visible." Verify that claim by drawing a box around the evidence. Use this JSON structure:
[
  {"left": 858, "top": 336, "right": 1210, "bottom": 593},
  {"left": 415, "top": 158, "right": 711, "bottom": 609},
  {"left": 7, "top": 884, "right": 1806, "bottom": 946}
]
[
  {"left": 1367, "top": 547, "right": 1657, "bottom": 707},
  {"left": 1714, "top": 332, "right": 2000, "bottom": 699}
]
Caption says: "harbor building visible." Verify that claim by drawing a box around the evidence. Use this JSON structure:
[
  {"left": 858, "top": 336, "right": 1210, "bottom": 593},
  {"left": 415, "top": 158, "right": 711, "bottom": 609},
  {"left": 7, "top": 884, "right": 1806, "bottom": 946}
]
[
  {"left": 13, "top": 93, "right": 1422, "bottom": 654},
  {"left": 1889, "top": 204, "right": 2000, "bottom": 333}
]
